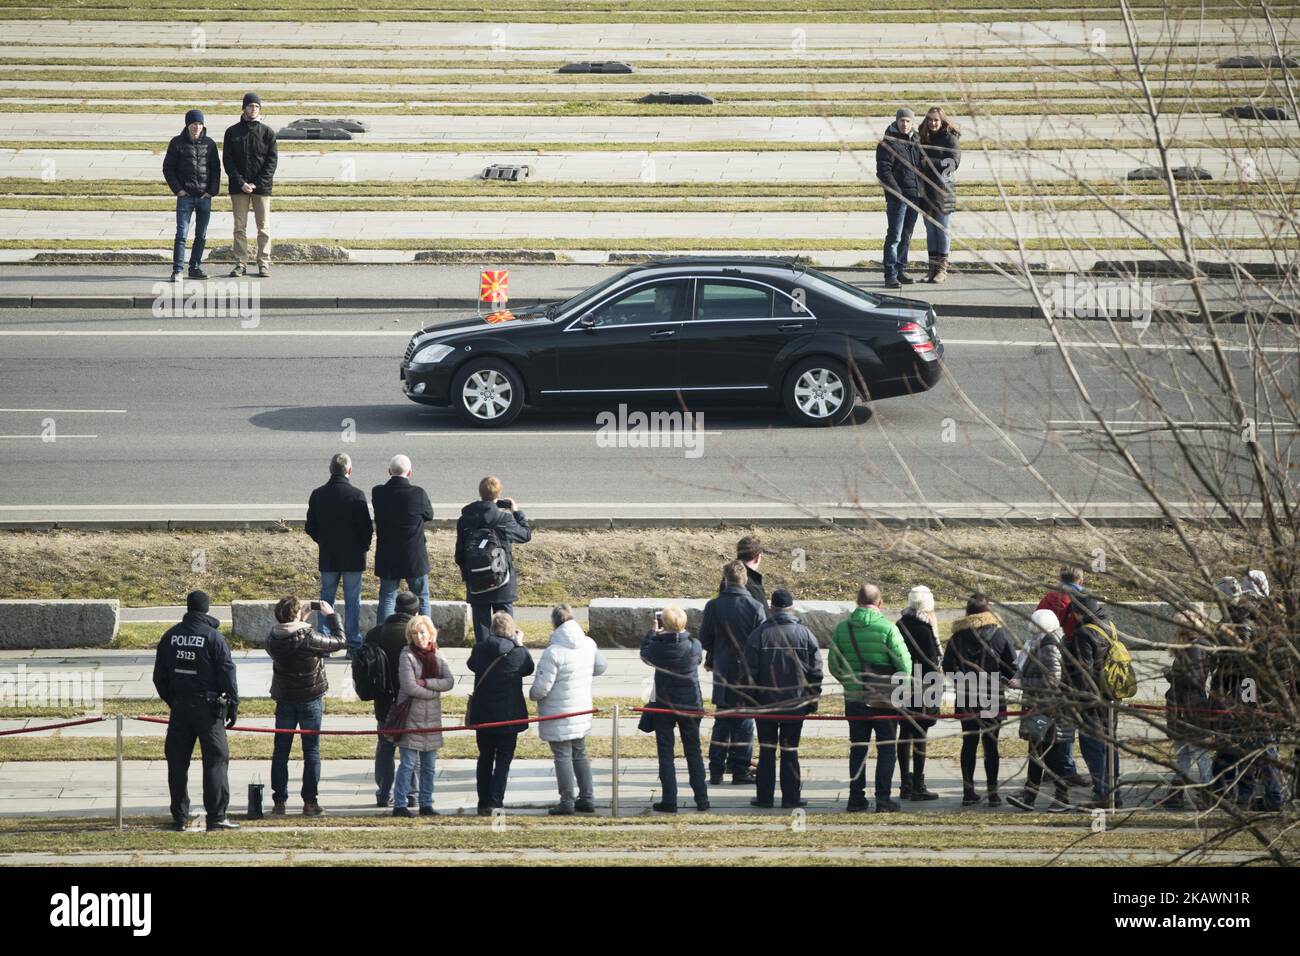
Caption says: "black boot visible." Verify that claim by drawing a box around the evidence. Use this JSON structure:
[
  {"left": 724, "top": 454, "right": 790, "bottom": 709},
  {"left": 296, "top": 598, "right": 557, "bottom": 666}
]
[
  {"left": 899, "top": 769, "right": 914, "bottom": 801},
  {"left": 911, "top": 774, "right": 939, "bottom": 800},
  {"left": 961, "top": 780, "right": 981, "bottom": 806}
]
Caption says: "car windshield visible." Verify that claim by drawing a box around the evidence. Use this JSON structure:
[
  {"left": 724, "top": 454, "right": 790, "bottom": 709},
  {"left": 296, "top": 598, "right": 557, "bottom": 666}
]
[
  {"left": 547, "top": 267, "right": 638, "bottom": 319},
  {"left": 808, "top": 269, "right": 883, "bottom": 308}
]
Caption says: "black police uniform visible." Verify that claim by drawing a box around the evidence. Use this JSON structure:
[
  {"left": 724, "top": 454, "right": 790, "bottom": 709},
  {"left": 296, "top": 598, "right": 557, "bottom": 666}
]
[{"left": 153, "top": 610, "right": 239, "bottom": 825}]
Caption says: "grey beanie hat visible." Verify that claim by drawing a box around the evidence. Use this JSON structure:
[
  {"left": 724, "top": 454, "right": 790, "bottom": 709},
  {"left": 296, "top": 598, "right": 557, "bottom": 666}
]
[{"left": 895, "top": 107, "right": 915, "bottom": 120}]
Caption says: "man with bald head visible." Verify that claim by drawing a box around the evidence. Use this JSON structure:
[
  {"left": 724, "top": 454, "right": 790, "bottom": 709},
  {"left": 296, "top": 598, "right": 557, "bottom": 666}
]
[{"left": 372, "top": 454, "right": 433, "bottom": 621}]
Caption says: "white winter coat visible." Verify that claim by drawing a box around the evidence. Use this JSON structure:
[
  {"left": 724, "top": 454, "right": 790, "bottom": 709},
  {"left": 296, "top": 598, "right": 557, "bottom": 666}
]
[{"left": 529, "top": 619, "right": 607, "bottom": 742}]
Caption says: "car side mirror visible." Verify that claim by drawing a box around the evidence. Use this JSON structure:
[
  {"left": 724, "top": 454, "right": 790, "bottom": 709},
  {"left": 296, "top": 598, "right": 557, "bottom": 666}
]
[{"left": 578, "top": 314, "right": 597, "bottom": 330}]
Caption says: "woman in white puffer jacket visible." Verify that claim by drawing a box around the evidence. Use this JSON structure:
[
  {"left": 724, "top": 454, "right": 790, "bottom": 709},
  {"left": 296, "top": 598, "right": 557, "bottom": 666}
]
[{"left": 530, "top": 604, "right": 607, "bottom": 815}]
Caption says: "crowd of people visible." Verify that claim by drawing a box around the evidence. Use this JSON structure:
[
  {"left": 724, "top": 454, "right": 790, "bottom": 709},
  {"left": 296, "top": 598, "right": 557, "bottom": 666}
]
[{"left": 152, "top": 465, "right": 1293, "bottom": 826}]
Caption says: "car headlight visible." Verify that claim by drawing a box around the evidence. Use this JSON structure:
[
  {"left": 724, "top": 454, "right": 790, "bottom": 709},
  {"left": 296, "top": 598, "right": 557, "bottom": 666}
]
[{"left": 415, "top": 343, "right": 455, "bottom": 364}]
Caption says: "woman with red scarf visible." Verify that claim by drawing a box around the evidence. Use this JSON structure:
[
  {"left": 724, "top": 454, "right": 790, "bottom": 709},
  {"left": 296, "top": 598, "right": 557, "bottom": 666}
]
[{"left": 392, "top": 615, "right": 455, "bottom": 816}]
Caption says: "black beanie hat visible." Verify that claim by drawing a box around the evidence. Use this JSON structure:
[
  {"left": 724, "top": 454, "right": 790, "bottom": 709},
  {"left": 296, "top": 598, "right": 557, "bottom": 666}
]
[
  {"left": 187, "top": 590, "right": 210, "bottom": 615},
  {"left": 184, "top": 108, "right": 205, "bottom": 126},
  {"left": 394, "top": 591, "right": 420, "bottom": 616},
  {"left": 771, "top": 588, "right": 794, "bottom": 609},
  {"left": 242, "top": 92, "right": 261, "bottom": 108}
]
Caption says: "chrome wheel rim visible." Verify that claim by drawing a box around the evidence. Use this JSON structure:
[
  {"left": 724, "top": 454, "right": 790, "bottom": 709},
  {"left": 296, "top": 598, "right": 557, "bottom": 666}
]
[
  {"left": 462, "top": 369, "right": 514, "bottom": 420},
  {"left": 793, "top": 368, "right": 846, "bottom": 418}
]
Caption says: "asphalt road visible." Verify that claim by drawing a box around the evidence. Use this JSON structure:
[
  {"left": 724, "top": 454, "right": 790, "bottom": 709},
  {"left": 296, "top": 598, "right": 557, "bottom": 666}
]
[{"left": 0, "top": 308, "right": 1294, "bottom": 522}]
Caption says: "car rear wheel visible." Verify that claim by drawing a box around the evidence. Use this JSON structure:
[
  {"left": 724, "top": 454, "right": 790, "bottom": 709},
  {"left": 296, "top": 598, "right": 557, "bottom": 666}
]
[
  {"left": 451, "top": 359, "right": 525, "bottom": 427},
  {"left": 782, "top": 357, "right": 856, "bottom": 426}
]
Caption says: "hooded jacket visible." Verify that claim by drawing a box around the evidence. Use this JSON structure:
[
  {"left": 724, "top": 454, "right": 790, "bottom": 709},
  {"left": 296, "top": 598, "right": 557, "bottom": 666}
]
[
  {"left": 529, "top": 619, "right": 607, "bottom": 741},
  {"left": 828, "top": 606, "right": 911, "bottom": 704},
  {"left": 266, "top": 613, "right": 346, "bottom": 702},
  {"left": 163, "top": 126, "right": 220, "bottom": 197},
  {"left": 876, "top": 121, "right": 924, "bottom": 201},
  {"left": 222, "top": 116, "right": 278, "bottom": 195},
  {"left": 1018, "top": 626, "right": 1073, "bottom": 741},
  {"left": 641, "top": 629, "right": 704, "bottom": 711},
  {"left": 467, "top": 630, "right": 535, "bottom": 730},
  {"left": 454, "top": 499, "right": 532, "bottom": 604},
  {"left": 942, "top": 611, "right": 1018, "bottom": 680}
]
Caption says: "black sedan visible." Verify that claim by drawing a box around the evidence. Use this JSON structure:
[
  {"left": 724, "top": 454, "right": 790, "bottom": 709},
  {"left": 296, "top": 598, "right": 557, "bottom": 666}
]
[{"left": 400, "top": 257, "right": 943, "bottom": 427}]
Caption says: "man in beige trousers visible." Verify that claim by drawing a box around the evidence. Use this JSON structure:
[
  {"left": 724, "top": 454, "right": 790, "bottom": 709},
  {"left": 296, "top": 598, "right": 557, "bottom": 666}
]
[{"left": 222, "top": 92, "right": 278, "bottom": 277}]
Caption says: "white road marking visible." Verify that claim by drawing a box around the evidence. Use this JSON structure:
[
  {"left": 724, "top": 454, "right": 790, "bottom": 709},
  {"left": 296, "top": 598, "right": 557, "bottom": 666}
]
[
  {"left": 0, "top": 434, "right": 97, "bottom": 439},
  {"left": 0, "top": 408, "right": 125, "bottom": 413}
]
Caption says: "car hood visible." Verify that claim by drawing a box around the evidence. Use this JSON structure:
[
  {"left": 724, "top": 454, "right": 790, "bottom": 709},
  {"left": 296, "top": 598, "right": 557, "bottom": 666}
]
[{"left": 413, "top": 304, "right": 555, "bottom": 342}]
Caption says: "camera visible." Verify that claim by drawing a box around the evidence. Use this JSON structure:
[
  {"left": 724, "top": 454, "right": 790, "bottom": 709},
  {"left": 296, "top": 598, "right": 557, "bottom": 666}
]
[
  {"left": 309, "top": 600, "right": 322, "bottom": 611},
  {"left": 496, "top": 498, "right": 513, "bottom": 510},
  {"left": 654, "top": 610, "right": 663, "bottom": 630}
]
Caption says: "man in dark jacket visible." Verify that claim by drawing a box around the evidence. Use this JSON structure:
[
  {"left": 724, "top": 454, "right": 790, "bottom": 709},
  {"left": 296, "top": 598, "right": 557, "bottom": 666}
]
[
  {"left": 717, "top": 534, "right": 767, "bottom": 607},
  {"left": 153, "top": 590, "right": 240, "bottom": 831},
  {"left": 362, "top": 589, "right": 419, "bottom": 807},
  {"left": 266, "top": 595, "right": 346, "bottom": 815},
  {"left": 222, "top": 92, "right": 277, "bottom": 277},
  {"left": 1064, "top": 595, "right": 1122, "bottom": 808},
  {"left": 700, "top": 560, "right": 766, "bottom": 785},
  {"left": 743, "top": 588, "right": 823, "bottom": 808},
  {"left": 162, "top": 108, "right": 220, "bottom": 280},
  {"left": 642, "top": 607, "right": 709, "bottom": 812},
  {"left": 467, "top": 610, "right": 536, "bottom": 814},
  {"left": 1036, "top": 565, "right": 1090, "bottom": 787},
  {"left": 372, "top": 453, "right": 433, "bottom": 622},
  {"left": 305, "top": 452, "right": 374, "bottom": 657},
  {"left": 876, "top": 107, "right": 925, "bottom": 289},
  {"left": 454, "top": 475, "right": 533, "bottom": 644}
]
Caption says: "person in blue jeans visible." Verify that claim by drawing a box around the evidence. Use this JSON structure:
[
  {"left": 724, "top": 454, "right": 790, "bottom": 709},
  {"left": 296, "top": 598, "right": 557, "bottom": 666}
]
[
  {"left": 305, "top": 452, "right": 373, "bottom": 656},
  {"left": 391, "top": 615, "right": 455, "bottom": 817},
  {"left": 265, "top": 595, "right": 346, "bottom": 815},
  {"left": 162, "top": 108, "right": 220, "bottom": 280},
  {"left": 917, "top": 106, "right": 961, "bottom": 283},
  {"left": 454, "top": 475, "right": 532, "bottom": 643},
  {"left": 875, "top": 107, "right": 924, "bottom": 289}
]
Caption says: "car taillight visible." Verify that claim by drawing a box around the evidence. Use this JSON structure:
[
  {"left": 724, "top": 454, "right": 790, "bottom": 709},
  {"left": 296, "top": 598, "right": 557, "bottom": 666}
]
[{"left": 899, "top": 320, "right": 934, "bottom": 352}]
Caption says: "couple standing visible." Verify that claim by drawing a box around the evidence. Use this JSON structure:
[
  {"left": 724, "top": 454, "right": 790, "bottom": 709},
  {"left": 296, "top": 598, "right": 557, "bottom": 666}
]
[{"left": 876, "top": 106, "right": 961, "bottom": 288}]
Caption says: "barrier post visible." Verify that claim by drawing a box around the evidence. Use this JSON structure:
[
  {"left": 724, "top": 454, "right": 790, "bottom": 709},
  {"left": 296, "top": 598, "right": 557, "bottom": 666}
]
[
  {"left": 115, "top": 714, "right": 124, "bottom": 829},
  {"left": 610, "top": 705, "right": 620, "bottom": 819}
]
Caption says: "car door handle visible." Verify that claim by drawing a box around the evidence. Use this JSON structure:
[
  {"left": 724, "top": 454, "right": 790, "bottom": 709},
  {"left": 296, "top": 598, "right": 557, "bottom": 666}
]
[
  {"left": 777, "top": 323, "right": 804, "bottom": 332},
  {"left": 649, "top": 329, "right": 676, "bottom": 338}
]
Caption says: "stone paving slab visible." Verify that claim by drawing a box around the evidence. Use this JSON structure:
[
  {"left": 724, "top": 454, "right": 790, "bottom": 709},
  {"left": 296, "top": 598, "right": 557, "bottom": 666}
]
[
  {"left": 0, "top": 755, "right": 1177, "bottom": 819},
  {"left": 3, "top": 147, "right": 1289, "bottom": 184}
]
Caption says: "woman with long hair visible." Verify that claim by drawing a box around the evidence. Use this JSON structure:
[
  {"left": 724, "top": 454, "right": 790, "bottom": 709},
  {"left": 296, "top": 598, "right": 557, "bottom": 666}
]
[
  {"left": 918, "top": 106, "right": 961, "bottom": 283},
  {"left": 391, "top": 614, "right": 454, "bottom": 817}
]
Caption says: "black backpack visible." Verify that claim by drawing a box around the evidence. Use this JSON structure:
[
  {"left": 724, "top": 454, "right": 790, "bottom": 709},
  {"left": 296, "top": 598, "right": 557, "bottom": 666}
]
[
  {"left": 465, "top": 525, "right": 511, "bottom": 595},
  {"left": 351, "top": 642, "right": 391, "bottom": 702}
]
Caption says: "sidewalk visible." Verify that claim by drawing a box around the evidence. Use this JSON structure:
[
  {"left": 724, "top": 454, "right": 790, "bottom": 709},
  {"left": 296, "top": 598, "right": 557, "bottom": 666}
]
[{"left": 0, "top": 264, "right": 1291, "bottom": 317}]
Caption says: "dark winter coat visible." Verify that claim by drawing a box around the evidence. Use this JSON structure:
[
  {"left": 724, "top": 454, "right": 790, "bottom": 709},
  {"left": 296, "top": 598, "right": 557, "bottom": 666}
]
[
  {"left": 222, "top": 117, "right": 278, "bottom": 195},
  {"left": 153, "top": 611, "right": 239, "bottom": 705},
  {"left": 918, "top": 126, "right": 960, "bottom": 217},
  {"left": 362, "top": 611, "right": 412, "bottom": 722},
  {"left": 876, "top": 121, "right": 924, "bottom": 201},
  {"left": 466, "top": 631, "right": 535, "bottom": 731},
  {"left": 942, "top": 610, "right": 1018, "bottom": 724},
  {"left": 641, "top": 629, "right": 704, "bottom": 711},
  {"left": 699, "top": 584, "right": 767, "bottom": 707},
  {"left": 743, "top": 610, "right": 823, "bottom": 714},
  {"left": 371, "top": 476, "right": 433, "bottom": 580},
  {"left": 453, "top": 500, "right": 533, "bottom": 604},
  {"left": 305, "top": 474, "right": 374, "bottom": 573},
  {"left": 1165, "top": 636, "right": 1213, "bottom": 743},
  {"left": 716, "top": 563, "right": 766, "bottom": 608},
  {"left": 266, "top": 613, "right": 346, "bottom": 702},
  {"left": 897, "top": 610, "right": 942, "bottom": 721},
  {"left": 162, "top": 127, "right": 220, "bottom": 197}
]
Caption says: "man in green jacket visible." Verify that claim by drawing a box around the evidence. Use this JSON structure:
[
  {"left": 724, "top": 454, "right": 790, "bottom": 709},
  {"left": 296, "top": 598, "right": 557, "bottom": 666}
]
[{"left": 829, "top": 583, "right": 912, "bottom": 812}]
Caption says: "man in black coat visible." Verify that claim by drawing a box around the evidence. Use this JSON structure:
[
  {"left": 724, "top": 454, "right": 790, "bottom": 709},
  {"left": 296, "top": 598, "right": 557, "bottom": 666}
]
[
  {"left": 222, "top": 92, "right": 277, "bottom": 277},
  {"left": 305, "top": 452, "right": 374, "bottom": 657},
  {"left": 372, "top": 453, "right": 433, "bottom": 622},
  {"left": 454, "top": 475, "right": 533, "bottom": 644},
  {"left": 467, "top": 610, "right": 536, "bottom": 813},
  {"left": 876, "top": 107, "right": 925, "bottom": 288},
  {"left": 701, "top": 559, "right": 766, "bottom": 785},
  {"left": 162, "top": 108, "right": 220, "bottom": 280},
  {"left": 153, "top": 590, "right": 240, "bottom": 831},
  {"left": 716, "top": 533, "right": 767, "bottom": 608},
  {"left": 743, "top": 589, "right": 823, "bottom": 808},
  {"left": 362, "top": 590, "right": 419, "bottom": 807}
]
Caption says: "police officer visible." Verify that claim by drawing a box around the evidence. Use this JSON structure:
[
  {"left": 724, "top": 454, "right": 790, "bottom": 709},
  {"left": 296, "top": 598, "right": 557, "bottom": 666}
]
[{"left": 153, "top": 590, "right": 240, "bottom": 831}]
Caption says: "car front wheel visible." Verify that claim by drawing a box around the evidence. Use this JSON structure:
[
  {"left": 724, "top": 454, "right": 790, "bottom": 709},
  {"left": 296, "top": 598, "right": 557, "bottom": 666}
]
[
  {"left": 451, "top": 358, "right": 525, "bottom": 427},
  {"left": 782, "top": 357, "right": 856, "bottom": 426}
]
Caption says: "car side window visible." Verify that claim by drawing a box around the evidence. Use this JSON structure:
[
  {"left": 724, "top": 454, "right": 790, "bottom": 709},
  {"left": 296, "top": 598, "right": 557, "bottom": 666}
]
[
  {"left": 695, "top": 281, "right": 772, "bottom": 322},
  {"left": 772, "top": 286, "right": 811, "bottom": 318},
  {"left": 588, "top": 280, "right": 688, "bottom": 328}
]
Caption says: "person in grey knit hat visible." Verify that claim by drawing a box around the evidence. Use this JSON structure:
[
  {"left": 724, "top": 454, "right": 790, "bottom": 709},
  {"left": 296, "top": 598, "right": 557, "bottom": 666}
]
[{"left": 875, "top": 107, "right": 925, "bottom": 288}]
